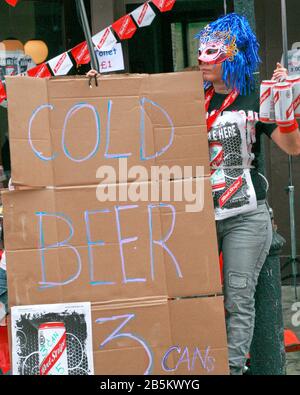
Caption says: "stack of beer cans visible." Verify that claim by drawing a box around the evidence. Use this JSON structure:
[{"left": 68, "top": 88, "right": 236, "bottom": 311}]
[{"left": 259, "top": 76, "right": 300, "bottom": 125}]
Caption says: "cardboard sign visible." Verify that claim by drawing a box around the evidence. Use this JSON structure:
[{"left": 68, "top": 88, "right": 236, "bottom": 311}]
[
  {"left": 92, "top": 297, "right": 229, "bottom": 375},
  {"left": 5, "top": 72, "right": 209, "bottom": 187},
  {"left": 96, "top": 43, "right": 125, "bottom": 73},
  {"left": 3, "top": 179, "right": 221, "bottom": 306}
]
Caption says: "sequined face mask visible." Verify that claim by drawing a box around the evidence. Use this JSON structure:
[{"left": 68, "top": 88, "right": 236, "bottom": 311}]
[{"left": 198, "top": 26, "right": 238, "bottom": 65}]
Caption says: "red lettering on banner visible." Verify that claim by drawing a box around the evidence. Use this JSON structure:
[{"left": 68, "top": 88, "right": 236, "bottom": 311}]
[
  {"left": 97, "top": 28, "right": 110, "bottom": 49},
  {"left": 27, "top": 64, "right": 51, "bottom": 78},
  {"left": 112, "top": 15, "right": 137, "bottom": 40},
  {"left": 71, "top": 42, "right": 90, "bottom": 65},
  {"left": 152, "top": 0, "right": 176, "bottom": 12},
  {"left": 40, "top": 335, "right": 67, "bottom": 375},
  {"left": 54, "top": 53, "right": 67, "bottom": 74},
  {"left": 260, "top": 88, "right": 271, "bottom": 105},
  {"left": 219, "top": 177, "right": 242, "bottom": 208},
  {"left": 0, "top": 81, "right": 6, "bottom": 103},
  {"left": 138, "top": 3, "right": 149, "bottom": 25}
]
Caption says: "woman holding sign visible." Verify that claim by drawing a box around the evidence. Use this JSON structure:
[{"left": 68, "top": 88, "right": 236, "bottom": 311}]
[{"left": 197, "top": 13, "right": 300, "bottom": 375}]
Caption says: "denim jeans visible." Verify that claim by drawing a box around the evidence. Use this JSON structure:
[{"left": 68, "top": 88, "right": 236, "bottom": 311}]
[
  {"left": 216, "top": 203, "right": 272, "bottom": 375},
  {"left": 0, "top": 268, "right": 7, "bottom": 313}
]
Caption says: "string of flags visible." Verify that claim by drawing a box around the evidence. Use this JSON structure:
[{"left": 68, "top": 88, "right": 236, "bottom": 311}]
[
  {"left": 0, "top": 0, "right": 176, "bottom": 106},
  {"left": 4, "top": 0, "right": 19, "bottom": 6}
]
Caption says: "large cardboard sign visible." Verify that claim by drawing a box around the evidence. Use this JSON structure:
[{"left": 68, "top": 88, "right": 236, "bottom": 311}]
[
  {"left": 4, "top": 72, "right": 229, "bottom": 375},
  {"left": 5, "top": 72, "right": 209, "bottom": 187},
  {"left": 3, "top": 179, "right": 221, "bottom": 306}
]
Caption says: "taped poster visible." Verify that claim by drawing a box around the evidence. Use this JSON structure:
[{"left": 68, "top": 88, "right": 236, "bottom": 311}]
[
  {"left": 131, "top": 2, "right": 156, "bottom": 27},
  {"left": 11, "top": 302, "right": 94, "bottom": 375}
]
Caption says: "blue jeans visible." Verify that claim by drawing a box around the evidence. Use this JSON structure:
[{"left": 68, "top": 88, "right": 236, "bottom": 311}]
[
  {"left": 216, "top": 203, "right": 272, "bottom": 375},
  {"left": 0, "top": 268, "right": 7, "bottom": 313}
]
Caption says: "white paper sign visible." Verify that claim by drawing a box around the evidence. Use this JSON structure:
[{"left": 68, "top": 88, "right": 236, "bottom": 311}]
[
  {"left": 131, "top": 2, "right": 156, "bottom": 27},
  {"left": 96, "top": 43, "right": 125, "bottom": 73},
  {"left": 48, "top": 52, "right": 73, "bottom": 76},
  {"left": 11, "top": 302, "right": 94, "bottom": 375}
]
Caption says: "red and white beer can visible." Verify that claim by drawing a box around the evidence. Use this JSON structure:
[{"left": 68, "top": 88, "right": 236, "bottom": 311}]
[
  {"left": 38, "top": 322, "right": 68, "bottom": 375},
  {"left": 273, "top": 82, "right": 295, "bottom": 126},
  {"left": 259, "top": 80, "right": 276, "bottom": 123},
  {"left": 286, "top": 74, "right": 300, "bottom": 118}
]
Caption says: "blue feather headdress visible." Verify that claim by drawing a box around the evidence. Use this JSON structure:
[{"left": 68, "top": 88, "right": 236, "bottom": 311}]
[{"left": 196, "top": 13, "right": 261, "bottom": 95}]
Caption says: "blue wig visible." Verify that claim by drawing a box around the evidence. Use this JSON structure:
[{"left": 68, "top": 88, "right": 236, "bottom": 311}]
[{"left": 196, "top": 13, "right": 261, "bottom": 95}]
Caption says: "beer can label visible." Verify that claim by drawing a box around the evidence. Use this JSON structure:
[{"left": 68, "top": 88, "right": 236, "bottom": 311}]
[
  {"left": 39, "top": 322, "right": 68, "bottom": 375},
  {"left": 274, "top": 82, "right": 295, "bottom": 126},
  {"left": 287, "top": 76, "right": 300, "bottom": 118},
  {"left": 259, "top": 81, "right": 276, "bottom": 123}
]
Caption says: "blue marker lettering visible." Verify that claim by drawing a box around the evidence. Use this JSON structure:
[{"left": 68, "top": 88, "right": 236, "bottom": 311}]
[
  {"left": 105, "top": 100, "right": 132, "bottom": 159},
  {"left": 36, "top": 212, "right": 82, "bottom": 288},
  {"left": 28, "top": 104, "right": 57, "bottom": 161},
  {"left": 148, "top": 203, "right": 182, "bottom": 280},
  {"left": 84, "top": 209, "right": 115, "bottom": 286},
  {"left": 62, "top": 103, "right": 100, "bottom": 162},
  {"left": 114, "top": 205, "right": 146, "bottom": 283},
  {"left": 140, "top": 97, "right": 174, "bottom": 161}
]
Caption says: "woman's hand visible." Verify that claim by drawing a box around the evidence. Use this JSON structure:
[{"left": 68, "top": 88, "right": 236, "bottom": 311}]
[
  {"left": 86, "top": 69, "right": 100, "bottom": 78},
  {"left": 272, "top": 62, "right": 288, "bottom": 82}
]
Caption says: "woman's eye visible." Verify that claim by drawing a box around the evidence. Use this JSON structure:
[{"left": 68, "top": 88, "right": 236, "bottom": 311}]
[{"left": 207, "top": 49, "right": 218, "bottom": 55}]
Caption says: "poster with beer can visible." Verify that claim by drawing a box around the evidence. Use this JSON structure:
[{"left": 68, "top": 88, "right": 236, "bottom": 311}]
[{"left": 11, "top": 302, "right": 94, "bottom": 375}]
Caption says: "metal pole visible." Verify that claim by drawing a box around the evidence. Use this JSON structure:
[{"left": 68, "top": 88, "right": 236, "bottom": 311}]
[
  {"left": 75, "top": 0, "right": 99, "bottom": 72},
  {"left": 281, "top": 0, "right": 298, "bottom": 300},
  {"left": 224, "top": 0, "right": 227, "bottom": 15}
]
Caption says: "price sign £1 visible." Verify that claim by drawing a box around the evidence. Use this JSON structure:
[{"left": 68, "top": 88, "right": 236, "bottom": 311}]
[{"left": 96, "top": 43, "right": 125, "bottom": 74}]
